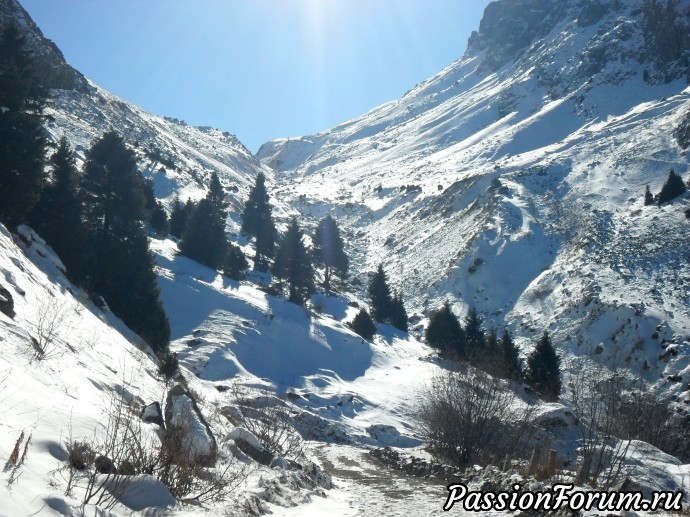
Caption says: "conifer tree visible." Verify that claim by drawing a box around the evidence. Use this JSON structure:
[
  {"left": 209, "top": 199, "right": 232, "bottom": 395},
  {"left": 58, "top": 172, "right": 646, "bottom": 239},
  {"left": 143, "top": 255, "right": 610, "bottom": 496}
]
[
  {"left": 351, "top": 308, "right": 377, "bottom": 340},
  {"left": 149, "top": 201, "right": 169, "bottom": 237},
  {"left": 525, "top": 331, "right": 561, "bottom": 401},
  {"left": 314, "top": 215, "right": 349, "bottom": 292},
  {"left": 223, "top": 243, "right": 248, "bottom": 281},
  {"left": 657, "top": 169, "right": 687, "bottom": 204},
  {"left": 0, "top": 22, "right": 48, "bottom": 226},
  {"left": 208, "top": 171, "right": 228, "bottom": 217},
  {"left": 367, "top": 264, "right": 393, "bottom": 323},
  {"left": 80, "top": 131, "right": 170, "bottom": 353},
  {"left": 425, "top": 301, "right": 465, "bottom": 357},
  {"left": 389, "top": 292, "right": 409, "bottom": 332},
  {"left": 29, "top": 138, "right": 85, "bottom": 280},
  {"left": 241, "top": 172, "right": 275, "bottom": 270},
  {"left": 180, "top": 197, "right": 227, "bottom": 269},
  {"left": 272, "top": 217, "right": 314, "bottom": 305},
  {"left": 464, "top": 307, "right": 485, "bottom": 360},
  {"left": 643, "top": 185, "right": 654, "bottom": 206},
  {"left": 484, "top": 326, "right": 499, "bottom": 357},
  {"left": 169, "top": 195, "right": 188, "bottom": 238},
  {"left": 499, "top": 328, "right": 522, "bottom": 379}
]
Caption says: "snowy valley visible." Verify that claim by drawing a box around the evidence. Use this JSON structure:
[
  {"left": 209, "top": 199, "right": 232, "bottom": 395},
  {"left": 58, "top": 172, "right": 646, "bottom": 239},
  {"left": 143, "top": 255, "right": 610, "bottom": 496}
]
[{"left": 1, "top": 0, "right": 690, "bottom": 515}]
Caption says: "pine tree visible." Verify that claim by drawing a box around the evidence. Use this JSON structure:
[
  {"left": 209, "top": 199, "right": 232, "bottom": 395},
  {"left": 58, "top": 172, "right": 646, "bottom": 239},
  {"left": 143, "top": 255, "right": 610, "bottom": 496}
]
[
  {"left": 464, "top": 307, "right": 485, "bottom": 360},
  {"left": 149, "top": 201, "right": 169, "bottom": 237},
  {"left": 29, "top": 138, "right": 86, "bottom": 281},
  {"left": 169, "top": 195, "right": 188, "bottom": 239},
  {"left": 241, "top": 172, "right": 275, "bottom": 270},
  {"left": 314, "top": 215, "right": 349, "bottom": 292},
  {"left": 525, "top": 331, "right": 561, "bottom": 401},
  {"left": 425, "top": 301, "right": 465, "bottom": 357},
  {"left": 657, "top": 169, "right": 687, "bottom": 204},
  {"left": 180, "top": 197, "right": 227, "bottom": 269},
  {"left": 351, "top": 308, "right": 377, "bottom": 340},
  {"left": 499, "top": 328, "right": 522, "bottom": 379},
  {"left": 643, "top": 185, "right": 654, "bottom": 206},
  {"left": 484, "top": 326, "right": 499, "bottom": 357},
  {"left": 80, "top": 131, "right": 170, "bottom": 353},
  {"left": 142, "top": 178, "right": 157, "bottom": 215},
  {"left": 207, "top": 171, "right": 228, "bottom": 217},
  {"left": 271, "top": 217, "right": 314, "bottom": 305},
  {"left": 389, "top": 292, "right": 409, "bottom": 332},
  {"left": 223, "top": 243, "right": 248, "bottom": 281},
  {"left": 367, "top": 264, "right": 393, "bottom": 323},
  {"left": 0, "top": 22, "right": 49, "bottom": 226}
]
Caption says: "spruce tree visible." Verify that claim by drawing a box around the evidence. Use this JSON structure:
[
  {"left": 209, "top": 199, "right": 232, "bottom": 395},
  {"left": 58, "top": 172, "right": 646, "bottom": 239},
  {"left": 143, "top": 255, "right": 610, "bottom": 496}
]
[
  {"left": 389, "top": 292, "right": 409, "bottom": 332},
  {"left": 223, "top": 243, "right": 248, "bottom": 281},
  {"left": 499, "top": 328, "right": 522, "bottom": 379},
  {"left": 208, "top": 171, "right": 228, "bottom": 217},
  {"left": 0, "top": 22, "right": 48, "bottom": 226},
  {"left": 241, "top": 172, "right": 275, "bottom": 270},
  {"left": 351, "top": 308, "right": 377, "bottom": 340},
  {"left": 180, "top": 197, "right": 227, "bottom": 269},
  {"left": 169, "top": 195, "right": 188, "bottom": 238},
  {"left": 525, "top": 331, "right": 561, "bottom": 401},
  {"left": 271, "top": 217, "right": 314, "bottom": 305},
  {"left": 149, "top": 201, "right": 169, "bottom": 237},
  {"left": 314, "top": 215, "right": 349, "bottom": 292},
  {"left": 367, "top": 264, "right": 393, "bottom": 323},
  {"left": 29, "top": 138, "right": 86, "bottom": 281},
  {"left": 425, "top": 301, "right": 465, "bottom": 357},
  {"left": 657, "top": 169, "right": 687, "bottom": 205},
  {"left": 464, "top": 307, "right": 485, "bottom": 360},
  {"left": 80, "top": 131, "right": 170, "bottom": 353},
  {"left": 643, "top": 185, "right": 654, "bottom": 206}
]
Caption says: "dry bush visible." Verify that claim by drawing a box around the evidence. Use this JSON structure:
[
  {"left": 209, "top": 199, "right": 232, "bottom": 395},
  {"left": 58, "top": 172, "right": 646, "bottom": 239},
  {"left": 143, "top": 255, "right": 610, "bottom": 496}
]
[
  {"left": 227, "top": 383, "right": 304, "bottom": 461},
  {"left": 59, "top": 391, "right": 245, "bottom": 510},
  {"left": 416, "top": 368, "right": 536, "bottom": 467},
  {"left": 30, "top": 294, "right": 74, "bottom": 360}
]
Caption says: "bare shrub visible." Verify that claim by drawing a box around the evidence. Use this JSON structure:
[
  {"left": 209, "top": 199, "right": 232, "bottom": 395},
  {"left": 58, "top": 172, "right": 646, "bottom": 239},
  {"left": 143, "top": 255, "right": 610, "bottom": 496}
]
[
  {"left": 619, "top": 391, "right": 685, "bottom": 457},
  {"left": 568, "top": 368, "right": 634, "bottom": 489},
  {"left": 226, "top": 384, "right": 304, "bottom": 461},
  {"left": 59, "top": 391, "right": 245, "bottom": 509},
  {"left": 30, "top": 294, "right": 73, "bottom": 360},
  {"left": 416, "top": 367, "right": 535, "bottom": 467}
]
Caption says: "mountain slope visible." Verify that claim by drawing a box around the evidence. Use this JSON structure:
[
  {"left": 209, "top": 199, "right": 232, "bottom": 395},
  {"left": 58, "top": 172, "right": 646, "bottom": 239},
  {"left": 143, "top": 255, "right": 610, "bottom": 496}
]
[{"left": 258, "top": 0, "right": 690, "bottom": 402}]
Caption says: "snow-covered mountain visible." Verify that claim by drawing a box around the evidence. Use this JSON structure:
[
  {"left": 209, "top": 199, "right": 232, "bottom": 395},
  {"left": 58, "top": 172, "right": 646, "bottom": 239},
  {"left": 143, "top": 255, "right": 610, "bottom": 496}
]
[
  {"left": 1, "top": 0, "right": 273, "bottom": 233},
  {"left": 258, "top": 0, "right": 690, "bottom": 399},
  {"left": 4, "top": 0, "right": 690, "bottom": 514}
]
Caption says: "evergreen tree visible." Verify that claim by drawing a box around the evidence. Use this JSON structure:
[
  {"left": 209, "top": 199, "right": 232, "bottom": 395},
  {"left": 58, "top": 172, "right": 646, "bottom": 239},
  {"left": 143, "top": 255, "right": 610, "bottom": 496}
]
[
  {"left": 367, "top": 264, "right": 393, "bottom": 323},
  {"left": 241, "top": 172, "right": 275, "bottom": 270},
  {"left": 168, "top": 195, "right": 188, "bottom": 238},
  {"left": 180, "top": 197, "right": 227, "bottom": 269},
  {"left": 464, "top": 307, "right": 485, "bottom": 360},
  {"left": 207, "top": 171, "right": 228, "bottom": 216},
  {"left": 350, "top": 308, "right": 377, "bottom": 340},
  {"left": 80, "top": 131, "right": 170, "bottom": 353},
  {"left": 0, "top": 22, "right": 49, "bottom": 226},
  {"left": 484, "top": 326, "right": 499, "bottom": 357},
  {"left": 657, "top": 169, "right": 687, "bottom": 204},
  {"left": 29, "top": 138, "right": 86, "bottom": 280},
  {"left": 149, "top": 201, "right": 169, "bottom": 237},
  {"left": 223, "top": 242, "right": 248, "bottom": 281},
  {"left": 142, "top": 178, "right": 157, "bottom": 215},
  {"left": 388, "top": 292, "right": 409, "bottom": 332},
  {"left": 644, "top": 185, "right": 654, "bottom": 206},
  {"left": 314, "top": 215, "right": 349, "bottom": 292},
  {"left": 499, "top": 328, "right": 522, "bottom": 379},
  {"left": 525, "top": 331, "right": 561, "bottom": 401},
  {"left": 272, "top": 217, "right": 315, "bottom": 305},
  {"left": 425, "top": 301, "right": 465, "bottom": 357}
]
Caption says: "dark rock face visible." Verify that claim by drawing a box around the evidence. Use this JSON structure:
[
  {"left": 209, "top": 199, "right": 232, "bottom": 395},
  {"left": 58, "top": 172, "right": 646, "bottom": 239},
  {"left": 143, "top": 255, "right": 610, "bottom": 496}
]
[
  {"left": 140, "top": 401, "right": 164, "bottom": 427},
  {"left": 234, "top": 437, "right": 274, "bottom": 466},
  {"left": 0, "top": 285, "right": 15, "bottom": 319},
  {"left": 0, "top": 0, "right": 87, "bottom": 91}
]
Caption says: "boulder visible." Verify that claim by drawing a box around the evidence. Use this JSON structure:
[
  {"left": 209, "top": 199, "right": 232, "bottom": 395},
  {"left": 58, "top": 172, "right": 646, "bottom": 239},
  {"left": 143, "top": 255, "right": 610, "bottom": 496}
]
[
  {"left": 0, "top": 285, "right": 15, "bottom": 319},
  {"left": 164, "top": 385, "right": 217, "bottom": 466},
  {"left": 140, "top": 401, "right": 164, "bottom": 427}
]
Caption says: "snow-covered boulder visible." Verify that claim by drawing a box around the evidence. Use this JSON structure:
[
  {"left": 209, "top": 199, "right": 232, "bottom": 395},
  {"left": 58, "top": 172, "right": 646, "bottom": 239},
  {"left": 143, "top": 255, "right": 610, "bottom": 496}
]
[{"left": 164, "top": 384, "right": 217, "bottom": 466}]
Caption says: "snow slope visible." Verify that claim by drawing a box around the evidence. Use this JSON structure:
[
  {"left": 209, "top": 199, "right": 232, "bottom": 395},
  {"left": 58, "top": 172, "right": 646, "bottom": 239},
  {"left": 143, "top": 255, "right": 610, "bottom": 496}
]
[{"left": 257, "top": 0, "right": 690, "bottom": 406}]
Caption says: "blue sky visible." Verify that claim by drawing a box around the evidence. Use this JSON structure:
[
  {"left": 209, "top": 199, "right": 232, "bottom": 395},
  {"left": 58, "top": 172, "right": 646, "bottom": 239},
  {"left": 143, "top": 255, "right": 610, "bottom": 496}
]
[{"left": 20, "top": 0, "right": 491, "bottom": 153}]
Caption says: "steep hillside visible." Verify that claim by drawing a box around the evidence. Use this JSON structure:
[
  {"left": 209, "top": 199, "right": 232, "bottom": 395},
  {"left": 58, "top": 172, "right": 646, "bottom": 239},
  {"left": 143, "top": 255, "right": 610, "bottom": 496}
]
[
  {"left": 258, "top": 0, "right": 690, "bottom": 402},
  {"left": 1, "top": 0, "right": 273, "bottom": 230}
]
